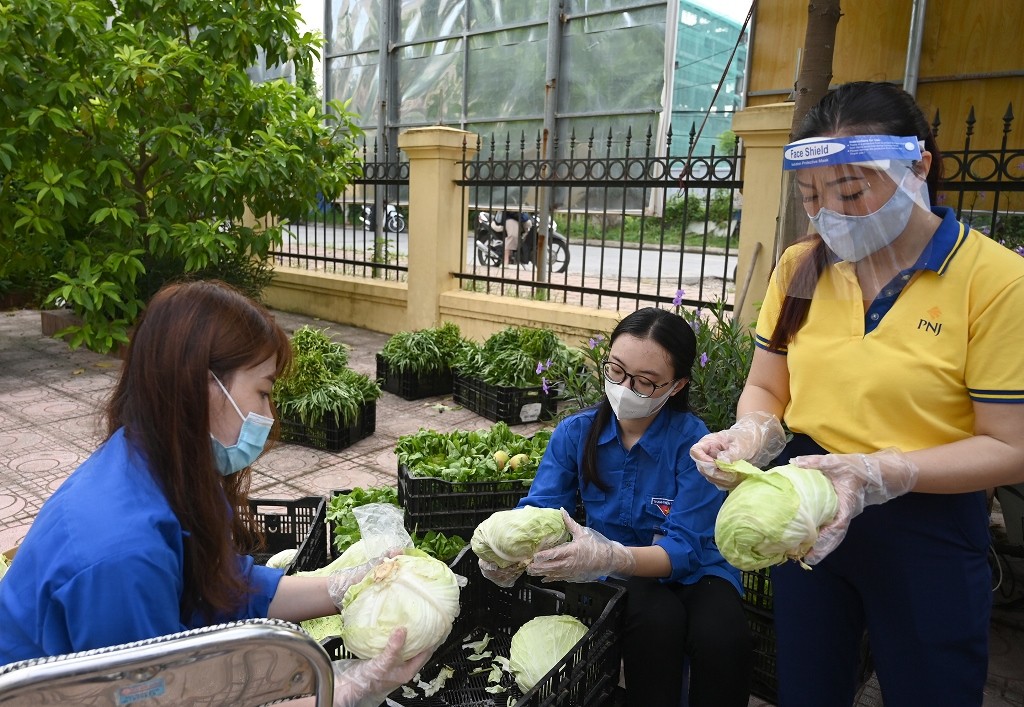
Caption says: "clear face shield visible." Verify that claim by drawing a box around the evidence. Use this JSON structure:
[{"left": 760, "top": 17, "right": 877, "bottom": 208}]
[{"left": 783, "top": 135, "right": 931, "bottom": 267}]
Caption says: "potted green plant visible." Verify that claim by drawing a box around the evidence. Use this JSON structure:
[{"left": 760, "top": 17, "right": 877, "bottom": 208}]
[
  {"left": 375, "top": 321, "right": 471, "bottom": 400},
  {"left": 452, "top": 326, "right": 577, "bottom": 424},
  {"left": 273, "top": 326, "right": 381, "bottom": 451}
]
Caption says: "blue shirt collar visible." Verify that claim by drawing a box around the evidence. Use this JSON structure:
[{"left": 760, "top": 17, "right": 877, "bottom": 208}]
[{"left": 913, "top": 206, "right": 968, "bottom": 275}]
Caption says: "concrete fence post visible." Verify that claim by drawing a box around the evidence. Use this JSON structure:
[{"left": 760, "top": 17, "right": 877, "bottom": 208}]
[
  {"left": 398, "top": 127, "right": 478, "bottom": 330},
  {"left": 731, "top": 102, "right": 794, "bottom": 328}
]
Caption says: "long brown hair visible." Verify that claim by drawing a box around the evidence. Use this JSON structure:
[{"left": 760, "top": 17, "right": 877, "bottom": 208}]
[
  {"left": 768, "top": 81, "right": 944, "bottom": 350},
  {"left": 105, "top": 280, "right": 292, "bottom": 621}
]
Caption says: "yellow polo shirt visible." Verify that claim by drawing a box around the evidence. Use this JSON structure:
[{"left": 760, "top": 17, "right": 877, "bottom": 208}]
[{"left": 756, "top": 207, "right": 1024, "bottom": 454}]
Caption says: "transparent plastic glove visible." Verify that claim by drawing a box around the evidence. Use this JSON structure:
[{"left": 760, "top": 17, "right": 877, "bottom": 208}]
[
  {"left": 478, "top": 557, "right": 528, "bottom": 588},
  {"left": 331, "top": 627, "right": 432, "bottom": 707},
  {"left": 526, "top": 509, "right": 636, "bottom": 583},
  {"left": 326, "top": 562, "right": 376, "bottom": 611},
  {"left": 689, "top": 412, "right": 787, "bottom": 490},
  {"left": 790, "top": 448, "right": 919, "bottom": 565}
]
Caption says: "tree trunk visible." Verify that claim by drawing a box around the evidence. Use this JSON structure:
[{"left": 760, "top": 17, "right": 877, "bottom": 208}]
[{"left": 777, "top": 1, "right": 843, "bottom": 251}]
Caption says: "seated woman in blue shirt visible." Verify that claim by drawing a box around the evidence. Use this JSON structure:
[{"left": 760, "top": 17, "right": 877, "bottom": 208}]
[
  {"left": 0, "top": 280, "right": 427, "bottom": 706},
  {"left": 480, "top": 307, "right": 753, "bottom": 707}
]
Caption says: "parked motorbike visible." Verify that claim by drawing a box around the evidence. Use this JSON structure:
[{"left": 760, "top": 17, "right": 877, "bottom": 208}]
[
  {"left": 360, "top": 202, "right": 406, "bottom": 233},
  {"left": 475, "top": 211, "right": 570, "bottom": 273}
]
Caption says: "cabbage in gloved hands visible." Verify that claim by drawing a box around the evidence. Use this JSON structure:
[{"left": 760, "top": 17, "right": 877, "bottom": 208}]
[
  {"left": 471, "top": 507, "right": 571, "bottom": 569},
  {"left": 339, "top": 553, "right": 462, "bottom": 661},
  {"left": 714, "top": 459, "right": 838, "bottom": 570},
  {"left": 509, "top": 615, "right": 588, "bottom": 692}
]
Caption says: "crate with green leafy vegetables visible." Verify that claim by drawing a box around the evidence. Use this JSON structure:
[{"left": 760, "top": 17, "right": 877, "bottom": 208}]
[
  {"left": 452, "top": 326, "right": 580, "bottom": 424},
  {"left": 325, "top": 486, "right": 468, "bottom": 565},
  {"left": 395, "top": 423, "right": 553, "bottom": 539},
  {"left": 274, "top": 326, "right": 381, "bottom": 451},
  {"left": 376, "top": 321, "right": 472, "bottom": 400}
]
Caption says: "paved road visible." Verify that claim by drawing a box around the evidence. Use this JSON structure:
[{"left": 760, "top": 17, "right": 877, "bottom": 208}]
[{"left": 284, "top": 222, "right": 738, "bottom": 282}]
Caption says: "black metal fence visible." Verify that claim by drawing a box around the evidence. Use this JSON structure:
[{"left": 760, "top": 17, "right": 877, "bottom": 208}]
[
  {"left": 934, "top": 103, "right": 1023, "bottom": 246},
  {"left": 269, "top": 138, "right": 410, "bottom": 280},
  {"left": 458, "top": 125, "right": 742, "bottom": 313},
  {"left": 268, "top": 105, "right": 1022, "bottom": 309}
]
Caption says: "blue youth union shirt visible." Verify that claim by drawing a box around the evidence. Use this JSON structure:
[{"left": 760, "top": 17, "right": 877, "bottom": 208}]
[
  {"left": 0, "top": 428, "right": 284, "bottom": 665},
  {"left": 518, "top": 405, "right": 741, "bottom": 591}
]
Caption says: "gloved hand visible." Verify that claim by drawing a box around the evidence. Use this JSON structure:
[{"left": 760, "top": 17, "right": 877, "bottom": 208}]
[
  {"left": 790, "top": 447, "right": 919, "bottom": 564},
  {"left": 689, "top": 411, "right": 787, "bottom": 489},
  {"left": 526, "top": 509, "right": 636, "bottom": 583},
  {"left": 478, "top": 557, "right": 528, "bottom": 588},
  {"left": 326, "top": 562, "right": 376, "bottom": 610},
  {"left": 331, "top": 627, "right": 432, "bottom": 707}
]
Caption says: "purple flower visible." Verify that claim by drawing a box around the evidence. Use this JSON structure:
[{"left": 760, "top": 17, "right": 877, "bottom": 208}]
[
  {"left": 546, "top": 358, "right": 552, "bottom": 369},
  {"left": 536, "top": 361, "right": 545, "bottom": 374},
  {"left": 588, "top": 334, "right": 605, "bottom": 349},
  {"left": 541, "top": 378, "right": 550, "bottom": 393},
  {"left": 699, "top": 352, "right": 709, "bottom": 368},
  {"left": 672, "top": 289, "right": 685, "bottom": 307}
]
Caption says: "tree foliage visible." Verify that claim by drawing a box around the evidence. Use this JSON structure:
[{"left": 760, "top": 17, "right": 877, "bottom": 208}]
[{"left": 0, "top": 0, "right": 364, "bottom": 351}]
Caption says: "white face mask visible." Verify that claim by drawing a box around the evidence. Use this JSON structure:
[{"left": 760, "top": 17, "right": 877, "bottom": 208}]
[
  {"left": 604, "top": 379, "right": 676, "bottom": 421},
  {"left": 809, "top": 174, "right": 918, "bottom": 262}
]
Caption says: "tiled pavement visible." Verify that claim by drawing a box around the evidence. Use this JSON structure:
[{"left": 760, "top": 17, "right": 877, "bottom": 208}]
[{"left": 1, "top": 307, "right": 1022, "bottom": 706}]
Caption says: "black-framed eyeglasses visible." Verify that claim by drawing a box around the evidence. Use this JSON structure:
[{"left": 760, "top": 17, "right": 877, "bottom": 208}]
[{"left": 601, "top": 359, "right": 677, "bottom": 399}]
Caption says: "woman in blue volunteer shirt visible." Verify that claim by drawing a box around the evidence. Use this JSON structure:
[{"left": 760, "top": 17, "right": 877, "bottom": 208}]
[
  {"left": 692, "top": 82, "right": 1024, "bottom": 706},
  {"left": 0, "top": 280, "right": 428, "bottom": 705},
  {"left": 480, "top": 307, "right": 753, "bottom": 707}
]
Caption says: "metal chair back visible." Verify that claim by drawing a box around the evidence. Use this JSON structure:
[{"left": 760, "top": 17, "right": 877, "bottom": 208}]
[{"left": 0, "top": 618, "right": 334, "bottom": 706}]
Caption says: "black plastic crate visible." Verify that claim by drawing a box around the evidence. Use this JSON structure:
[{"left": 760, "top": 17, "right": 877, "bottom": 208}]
[
  {"left": 323, "top": 547, "right": 626, "bottom": 707},
  {"left": 245, "top": 496, "right": 329, "bottom": 575},
  {"left": 279, "top": 400, "right": 376, "bottom": 452},
  {"left": 741, "top": 567, "right": 773, "bottom": 611},
  {"left": 452, "top": 372, "right": 557, "bottom": 425},
  {"left": 376, "top": 353, "right": 453, "bottom": 400},
  {"left": 745, "top": 606, "right": 778, "bottom": 702},
  {"left": 398, "top": 464, "right": 532, "bottom": 540}
]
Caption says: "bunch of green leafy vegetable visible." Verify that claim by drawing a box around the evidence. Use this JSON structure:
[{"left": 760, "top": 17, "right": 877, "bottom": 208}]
[
  {"left": 396, "top": 423, "right": 552, "bottom": 484},
  {"left": 273, "top": 326, "right": 380, "bottom": 428},
  {"left": 675, "top": 297, "right": 755, "bottom": 432},
  {"left": 453, "top": 326, "right": 576, "bottom": 389},
  {"left": 379, "top": 322, "right": 472, "bottom": 375},
  {"left": 326, "top": 487, "right": 466, "bottom": 561}
]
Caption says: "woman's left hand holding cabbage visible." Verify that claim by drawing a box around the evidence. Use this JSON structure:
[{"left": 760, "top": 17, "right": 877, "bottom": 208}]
[
  {"left": 331, "top": 627, "right": 432, "bottom": 707},
  {"left": 526, "top": 509, "right": 636, "bottom": 582},
  {"left": 790, "top": 448, "right": 919, "bottom": 564}
]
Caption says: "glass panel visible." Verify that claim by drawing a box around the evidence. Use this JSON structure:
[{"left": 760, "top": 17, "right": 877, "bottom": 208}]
[
  {"left": 465, "top": 28, "right": 547, "bottom": 120},
  {"left": 397, "top": 39, "right": 465, "bottom": 125},
  {"left": 400, "top": 0, "right": 467, "bottom": 42},
  {"left": 326, "top": 0, "right": 381, "bottom": 55},
  {"left": 468, "top": 0, "right": 550, "bottom": 31},
  {"left": 326, "top": 52, "right": 380, "bottom": 128}
]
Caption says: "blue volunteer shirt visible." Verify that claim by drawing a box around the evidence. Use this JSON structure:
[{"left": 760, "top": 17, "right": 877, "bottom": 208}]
[
  {"left": 0, "top": 428, "right": 284, "bottom": 665},
  {"left": 518, "top": 405, "right": 741, "bottom": 592}
]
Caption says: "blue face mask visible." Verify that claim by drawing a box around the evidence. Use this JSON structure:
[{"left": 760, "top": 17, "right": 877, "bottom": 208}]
[
  {"left": 809, "top": 173, "right": 917, "bottom": 262},
  {"left": 209, "top": 373, "right": 274, "bottom": 476}
]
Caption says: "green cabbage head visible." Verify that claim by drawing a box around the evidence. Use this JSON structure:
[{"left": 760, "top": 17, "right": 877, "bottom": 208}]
[
  {"left": 471, "top": 507, "right": 571, "bottom": 568},
  {"left": 509, "top": 615, "right": 588, "bottom": 693},
  {"left": 714, "top": 459, "right": 839, "bottom": 570},
  {"left": 339, "top": 553, "right": 462, "bottom": 660}
]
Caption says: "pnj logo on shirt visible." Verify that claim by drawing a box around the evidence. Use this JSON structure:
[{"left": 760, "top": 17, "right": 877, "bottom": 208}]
[
  {"left": 917, "top": 306, "right": 942, "bottom": 336},
  {"left": 651, "top": 497, "right": 673, "bottom": 516}
]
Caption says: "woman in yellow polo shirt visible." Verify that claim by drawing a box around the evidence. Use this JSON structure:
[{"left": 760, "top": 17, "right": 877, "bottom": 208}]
[{"left": 691, "top": 81, "right": 1024, "bottom": 707}]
